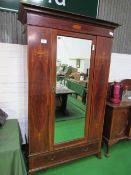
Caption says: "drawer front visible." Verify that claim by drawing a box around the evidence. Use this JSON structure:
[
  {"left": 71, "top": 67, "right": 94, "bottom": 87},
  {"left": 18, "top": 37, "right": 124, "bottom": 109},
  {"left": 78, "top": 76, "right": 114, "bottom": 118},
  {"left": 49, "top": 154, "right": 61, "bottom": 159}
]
[{"left": 29, "top": 142, "right": 99, "bottom": 172}]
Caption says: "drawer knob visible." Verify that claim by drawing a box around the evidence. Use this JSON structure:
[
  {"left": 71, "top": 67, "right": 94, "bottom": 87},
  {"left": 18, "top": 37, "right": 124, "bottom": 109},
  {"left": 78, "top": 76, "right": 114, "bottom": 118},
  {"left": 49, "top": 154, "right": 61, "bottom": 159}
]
[
  {"left": 47, "top": 155, "right": 55, "bottom": 161},
  {"left": 82, "top": 147, "right": 88, "bottom": 152},
  {"left": 50, "top": 156, "right": 55, "bottom": 161}
]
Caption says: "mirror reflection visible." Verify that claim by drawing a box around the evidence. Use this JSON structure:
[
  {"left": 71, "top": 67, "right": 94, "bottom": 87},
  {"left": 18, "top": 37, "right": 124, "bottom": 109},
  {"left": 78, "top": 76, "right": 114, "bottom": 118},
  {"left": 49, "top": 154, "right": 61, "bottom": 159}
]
[{"left": 54, "top": 35, "right": 92, "bottom": 144}]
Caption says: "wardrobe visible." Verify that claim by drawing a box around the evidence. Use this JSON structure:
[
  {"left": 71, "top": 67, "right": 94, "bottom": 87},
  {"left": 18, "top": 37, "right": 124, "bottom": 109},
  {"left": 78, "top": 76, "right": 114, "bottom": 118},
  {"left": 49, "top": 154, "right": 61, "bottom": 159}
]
[{"left": 18, "top": 2, "right": 119, "bottom": 174}]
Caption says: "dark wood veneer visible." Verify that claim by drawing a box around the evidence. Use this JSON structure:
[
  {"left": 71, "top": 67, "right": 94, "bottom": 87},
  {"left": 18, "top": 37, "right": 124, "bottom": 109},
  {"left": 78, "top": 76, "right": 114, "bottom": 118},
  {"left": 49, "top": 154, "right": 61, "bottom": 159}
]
[
  {"left": 103, "top": 102, "right": 131, "bottom": 157},
  {"left": 18, "top": 3, "right": 118, "bottom": 174},
  {"left": 27, "top": 13, "right": 114, "bottom": 38}
]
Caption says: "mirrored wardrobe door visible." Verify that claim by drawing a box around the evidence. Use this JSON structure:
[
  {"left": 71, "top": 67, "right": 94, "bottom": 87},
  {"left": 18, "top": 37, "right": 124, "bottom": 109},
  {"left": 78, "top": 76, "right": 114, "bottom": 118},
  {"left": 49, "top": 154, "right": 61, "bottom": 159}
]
[{"left": 53, "top": 33, "right": 95, "bottom": 145}]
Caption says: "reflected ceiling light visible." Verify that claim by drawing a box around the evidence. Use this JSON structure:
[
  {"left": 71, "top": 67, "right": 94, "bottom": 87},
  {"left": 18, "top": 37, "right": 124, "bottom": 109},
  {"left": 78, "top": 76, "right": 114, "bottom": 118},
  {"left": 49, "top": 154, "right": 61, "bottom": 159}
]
[{"left": 22, "top": 0, "right": 28, "bottom": 2}]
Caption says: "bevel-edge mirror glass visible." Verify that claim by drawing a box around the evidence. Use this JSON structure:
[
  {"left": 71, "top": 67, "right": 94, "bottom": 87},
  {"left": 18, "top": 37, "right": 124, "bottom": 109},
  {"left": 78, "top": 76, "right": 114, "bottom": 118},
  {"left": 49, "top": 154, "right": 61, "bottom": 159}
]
[{"left": 54, "top": 35, "right": 92, "bottom": 144}]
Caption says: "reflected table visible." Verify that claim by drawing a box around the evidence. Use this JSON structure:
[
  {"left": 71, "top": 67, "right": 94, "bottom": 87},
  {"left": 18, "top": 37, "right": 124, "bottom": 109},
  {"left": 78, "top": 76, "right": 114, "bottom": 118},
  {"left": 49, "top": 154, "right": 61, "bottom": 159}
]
[
  {"left": 56, "top": 86, "right": 75, "bottom": 114},
  {"left": 65, "top": 78, "right": 88, "bottom": 104}
]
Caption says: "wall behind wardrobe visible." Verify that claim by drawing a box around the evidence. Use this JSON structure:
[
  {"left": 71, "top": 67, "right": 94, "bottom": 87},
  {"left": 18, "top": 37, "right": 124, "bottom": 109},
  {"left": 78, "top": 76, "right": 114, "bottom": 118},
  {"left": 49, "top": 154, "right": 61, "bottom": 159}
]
[
  {"left": 0, "top": 10, "right": 26, "bottom": 44},
  {"left": 0, "top": 11, "right": 27, "bottom": 141},
  {"left": 0, "top": 43, "right": 27, "bottom": 139},
  {"left": 97, "top": 0, "right": 131, "bottom": 81}
]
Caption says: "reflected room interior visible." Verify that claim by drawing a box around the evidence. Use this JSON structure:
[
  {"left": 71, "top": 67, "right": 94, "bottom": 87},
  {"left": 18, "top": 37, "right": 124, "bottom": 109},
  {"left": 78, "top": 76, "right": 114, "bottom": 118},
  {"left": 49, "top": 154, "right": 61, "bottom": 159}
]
[{"left": 54, "top": 35, "right": 92, "bottom": 144}]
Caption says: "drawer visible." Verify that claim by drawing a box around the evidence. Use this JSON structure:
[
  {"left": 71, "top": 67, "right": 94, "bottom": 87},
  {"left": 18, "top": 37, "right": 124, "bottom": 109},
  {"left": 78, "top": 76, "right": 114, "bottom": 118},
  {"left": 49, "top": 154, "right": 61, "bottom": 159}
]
[{"left": 29, "top": 142, "right": 99, "bottom": 172}]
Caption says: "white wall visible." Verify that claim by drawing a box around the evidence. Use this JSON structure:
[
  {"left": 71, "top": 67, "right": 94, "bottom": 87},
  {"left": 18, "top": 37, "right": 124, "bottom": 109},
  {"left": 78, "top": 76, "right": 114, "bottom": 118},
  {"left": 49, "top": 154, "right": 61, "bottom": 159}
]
[
  {"left": 0, "top": 43, "right": 131, "bottom": 143},
  {"left": 0, "top": 43, "right": 28, "bottom": 143},
  {"left": 109, "top": 53, "right": 131, "bottom": 82}
]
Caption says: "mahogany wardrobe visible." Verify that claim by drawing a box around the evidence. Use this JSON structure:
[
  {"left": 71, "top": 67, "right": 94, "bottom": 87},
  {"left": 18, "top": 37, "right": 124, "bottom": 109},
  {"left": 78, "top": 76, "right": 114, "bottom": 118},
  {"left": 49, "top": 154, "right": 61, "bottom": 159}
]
[{"left": 18, "top": 2, "right": 119, "bottom": 174}]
